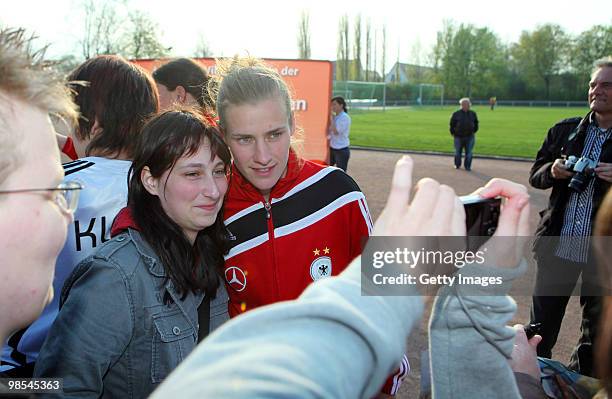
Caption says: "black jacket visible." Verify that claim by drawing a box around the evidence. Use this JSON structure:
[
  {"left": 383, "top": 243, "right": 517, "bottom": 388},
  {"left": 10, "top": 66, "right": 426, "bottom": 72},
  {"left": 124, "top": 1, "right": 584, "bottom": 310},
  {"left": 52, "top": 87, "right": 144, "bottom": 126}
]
[
  {"left": 450, "top": 109, "right": 479, "bottom": 137},
  {"left": 530, "top": 112, "right": 612, "bottom": 255}
]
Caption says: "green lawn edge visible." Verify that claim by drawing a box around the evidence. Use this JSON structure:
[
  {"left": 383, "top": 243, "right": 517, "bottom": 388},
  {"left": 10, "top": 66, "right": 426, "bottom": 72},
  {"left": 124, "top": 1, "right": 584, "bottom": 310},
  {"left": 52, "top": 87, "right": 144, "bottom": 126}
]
[{"left": 350, "top": 106, "right": 589, "bottom": 159}]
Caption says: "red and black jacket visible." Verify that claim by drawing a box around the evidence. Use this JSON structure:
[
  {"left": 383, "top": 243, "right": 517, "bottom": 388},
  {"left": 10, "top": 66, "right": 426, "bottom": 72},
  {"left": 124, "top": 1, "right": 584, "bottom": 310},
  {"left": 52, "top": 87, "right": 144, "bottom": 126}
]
[{"left": 222, "top": 150, "right": 372, "bottom": 317}]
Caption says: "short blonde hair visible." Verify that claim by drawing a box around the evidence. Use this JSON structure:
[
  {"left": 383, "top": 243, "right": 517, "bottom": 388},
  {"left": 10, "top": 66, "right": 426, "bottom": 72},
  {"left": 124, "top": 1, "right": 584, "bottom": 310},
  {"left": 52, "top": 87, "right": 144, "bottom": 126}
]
[
  {"left": 208, "top": 56, "right": 293, "bottom": 132},
  {"left": 0, "top": 28, "right": 78, "bottom": 186},
  {"left": 207, "top": 55, "right": 305, "bottom": 154}
]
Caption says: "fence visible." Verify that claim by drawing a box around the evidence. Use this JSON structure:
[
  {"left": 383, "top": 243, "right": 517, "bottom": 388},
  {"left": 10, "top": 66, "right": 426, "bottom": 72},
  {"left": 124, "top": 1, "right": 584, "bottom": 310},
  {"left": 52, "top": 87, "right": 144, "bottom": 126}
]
[{"left": 355, "top": 99, "right": 588, "bottom": 108}]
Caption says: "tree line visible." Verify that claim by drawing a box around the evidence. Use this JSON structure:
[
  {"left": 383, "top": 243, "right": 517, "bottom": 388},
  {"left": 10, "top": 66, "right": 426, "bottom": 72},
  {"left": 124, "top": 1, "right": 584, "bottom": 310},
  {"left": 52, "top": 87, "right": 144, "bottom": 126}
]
[
  {"left": 297, "top": 14, "right": 611, "bottom": 101},
  {"left": 433, "top": 21, "right": 611, "bottom": 101},
  {"left": 47, "top": 4, "right": 609, "bottom": 102}
]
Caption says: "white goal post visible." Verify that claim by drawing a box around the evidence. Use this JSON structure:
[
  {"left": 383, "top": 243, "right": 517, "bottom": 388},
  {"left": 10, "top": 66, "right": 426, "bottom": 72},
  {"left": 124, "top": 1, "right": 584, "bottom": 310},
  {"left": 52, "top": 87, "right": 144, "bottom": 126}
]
[
  {"left": 417, "top": 83, "right": 444, "bottom": 106},
  {"left": 333, "top": 80, "right": 388, "bottom": 111}
]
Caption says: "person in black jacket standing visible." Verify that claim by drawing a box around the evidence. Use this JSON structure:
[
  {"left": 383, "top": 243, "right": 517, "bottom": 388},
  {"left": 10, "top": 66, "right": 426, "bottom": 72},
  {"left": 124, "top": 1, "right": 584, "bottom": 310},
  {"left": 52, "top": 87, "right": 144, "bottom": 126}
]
[
  {"left": 450, "top": 97, "right": 478, "bottom": 170},
  {"left": 529, "top": 57, "right": 612, "bottom": 377}
]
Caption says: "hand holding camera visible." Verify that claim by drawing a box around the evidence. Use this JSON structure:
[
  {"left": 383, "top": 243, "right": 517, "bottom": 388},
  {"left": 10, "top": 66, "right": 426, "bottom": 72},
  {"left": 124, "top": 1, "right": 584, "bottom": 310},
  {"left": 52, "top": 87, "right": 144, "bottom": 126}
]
[
  {"left": 552, "top": 156, "right": 609, "bottom": 190},
  {"left": 564, "top": 155, "right": 598, "bottom": 192},
  {"left": 595, "top": 161, "right": 612, "bottom": 183},
  {"left": 374, "top": 156, "right": 530, "bottom": 254},
  {"left": 468, "top": 179, "right": 530, "bottom": 268},
  {"left": 551, "top": 158, "right": 574, "bottom": 180}
]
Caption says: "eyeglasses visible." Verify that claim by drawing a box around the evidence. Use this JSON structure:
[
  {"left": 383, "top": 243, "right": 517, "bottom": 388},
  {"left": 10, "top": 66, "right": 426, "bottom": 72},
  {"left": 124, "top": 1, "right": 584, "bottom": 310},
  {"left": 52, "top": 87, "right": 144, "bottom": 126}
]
[{"left": 0, "top": 181, "right": 83, "bottom": 214}]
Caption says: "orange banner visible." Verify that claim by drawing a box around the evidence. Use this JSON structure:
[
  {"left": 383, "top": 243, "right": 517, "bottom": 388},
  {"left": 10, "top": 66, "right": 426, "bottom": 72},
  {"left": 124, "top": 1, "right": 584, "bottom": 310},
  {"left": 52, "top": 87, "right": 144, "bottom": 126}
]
[{"left": 133, "top": 58, "right": 333, "bottom": 164}]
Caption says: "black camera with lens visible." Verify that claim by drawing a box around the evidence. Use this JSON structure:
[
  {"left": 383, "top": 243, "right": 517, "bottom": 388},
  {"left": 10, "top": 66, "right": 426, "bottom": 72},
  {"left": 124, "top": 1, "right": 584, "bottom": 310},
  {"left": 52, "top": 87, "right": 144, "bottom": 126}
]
[{"left": 564, "top": 155, "right": 597, "bottom": 193}]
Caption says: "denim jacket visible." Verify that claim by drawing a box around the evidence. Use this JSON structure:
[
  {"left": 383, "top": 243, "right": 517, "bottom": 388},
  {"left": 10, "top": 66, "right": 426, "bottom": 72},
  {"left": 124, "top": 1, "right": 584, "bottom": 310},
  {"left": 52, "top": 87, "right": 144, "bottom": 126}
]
[{"left": 34, "top": 229, "right": 229, "bottom": 398}]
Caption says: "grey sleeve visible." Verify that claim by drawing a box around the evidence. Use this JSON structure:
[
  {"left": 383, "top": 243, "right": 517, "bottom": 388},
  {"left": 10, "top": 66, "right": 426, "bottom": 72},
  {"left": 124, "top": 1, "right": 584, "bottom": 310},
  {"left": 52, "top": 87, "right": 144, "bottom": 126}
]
[
  {"left": 151, "top": 257, "right": 424, "bottom": 399},
  {"left": 429, "top": 261, "right": 527, "bottom": 399},
  {"left": 34, "top": 259, "right": 133, "bottom": 398}
]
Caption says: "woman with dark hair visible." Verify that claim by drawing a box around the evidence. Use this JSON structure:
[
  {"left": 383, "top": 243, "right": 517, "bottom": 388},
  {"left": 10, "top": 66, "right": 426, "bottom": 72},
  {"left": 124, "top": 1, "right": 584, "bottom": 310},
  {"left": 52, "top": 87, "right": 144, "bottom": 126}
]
[
  {"left": 34, "top": 109, "right": 231, "bottom": 398},
  {"left": 328, "top": 96, "right": 351, "bottom": 172},
  {"left": 153, "top": 58, "right": 213, "bottom": 112}
]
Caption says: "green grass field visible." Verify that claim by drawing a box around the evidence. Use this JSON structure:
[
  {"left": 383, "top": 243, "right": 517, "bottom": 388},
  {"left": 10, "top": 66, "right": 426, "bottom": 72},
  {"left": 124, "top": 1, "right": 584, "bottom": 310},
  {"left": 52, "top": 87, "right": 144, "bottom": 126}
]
[{"left": 350, "top": 106, "right": 589, "bottom": 158}]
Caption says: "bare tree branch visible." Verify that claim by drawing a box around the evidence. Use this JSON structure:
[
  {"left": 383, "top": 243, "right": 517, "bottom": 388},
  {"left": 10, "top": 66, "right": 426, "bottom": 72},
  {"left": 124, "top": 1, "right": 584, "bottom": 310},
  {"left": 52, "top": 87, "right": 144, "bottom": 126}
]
[{"left": 297, "top": 10, "right": 311, "bottom": 59}]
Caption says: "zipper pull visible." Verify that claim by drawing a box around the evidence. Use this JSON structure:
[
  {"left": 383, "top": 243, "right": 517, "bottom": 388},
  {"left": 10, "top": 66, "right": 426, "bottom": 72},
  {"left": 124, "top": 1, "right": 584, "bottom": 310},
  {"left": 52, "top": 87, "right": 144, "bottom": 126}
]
[{"left": 264, "top": 201, "right": 271, "bottom": 219}]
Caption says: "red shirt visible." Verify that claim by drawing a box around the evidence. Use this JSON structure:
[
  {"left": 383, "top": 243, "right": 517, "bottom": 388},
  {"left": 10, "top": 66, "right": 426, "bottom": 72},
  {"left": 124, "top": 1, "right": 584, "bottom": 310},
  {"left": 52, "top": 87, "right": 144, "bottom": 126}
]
[{"left": 61, "top": 137, "right": 78, "bottom": 160}]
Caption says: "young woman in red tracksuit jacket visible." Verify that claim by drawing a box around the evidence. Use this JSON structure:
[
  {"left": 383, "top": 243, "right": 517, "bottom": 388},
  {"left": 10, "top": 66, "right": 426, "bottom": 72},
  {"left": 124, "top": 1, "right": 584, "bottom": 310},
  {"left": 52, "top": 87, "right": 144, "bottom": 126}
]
[
  {"left": 223, "top": 149, "right": 371, "bottom": 314},
  {"left": 211, "top": 56, "right": 408, "bottom": 397}
]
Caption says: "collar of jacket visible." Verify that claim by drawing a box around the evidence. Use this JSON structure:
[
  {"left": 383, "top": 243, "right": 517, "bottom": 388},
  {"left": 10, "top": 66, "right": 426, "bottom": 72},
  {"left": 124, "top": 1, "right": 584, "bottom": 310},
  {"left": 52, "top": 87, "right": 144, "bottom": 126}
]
[
  {"left": 566, "top": 111, "right": 596, "bottom": 144},
  {"left": 563, "top": 111, "right": 599, "bottom": 156},
  {"left": 112, "top": 208, "right": 175, "bottom": 278},
  {"left": 126, "top": 228, "right": 166, "bottom": 277},
  {"left": 127, "top": 228, "right": 204, "bottom": 308},
  {"left": 228, "top": 149, "right": 305, "bottom": 201},
  {"left": 111, "top": 207, "right": 138, "bottom": 237},
  {"left": 111, "top": 208, "right": 187, "bottom": 290},
  {"left": 576, "top": 111, "right": 595, "bottom": 135},
  {"left": 587, "top": 110, "right": 612, "bottom": 132}
]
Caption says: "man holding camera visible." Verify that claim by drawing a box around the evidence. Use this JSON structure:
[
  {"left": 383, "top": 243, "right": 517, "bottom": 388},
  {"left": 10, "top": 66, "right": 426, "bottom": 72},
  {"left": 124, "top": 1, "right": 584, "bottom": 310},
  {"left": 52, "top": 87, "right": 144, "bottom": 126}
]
[{"left": 529, "top": 57, "right": 612, "bottom": 376}]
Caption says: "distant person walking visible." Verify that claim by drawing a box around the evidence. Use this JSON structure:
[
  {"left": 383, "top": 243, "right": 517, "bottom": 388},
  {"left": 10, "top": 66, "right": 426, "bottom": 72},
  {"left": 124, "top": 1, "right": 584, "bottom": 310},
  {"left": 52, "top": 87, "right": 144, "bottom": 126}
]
[
  {"left": 450, "top": 97, "right": 479, "bottom": 171},
  {"left": 328, "top": 96, "right": 351, "bottom": 172},
  {"left": 489, "top": 96, "right": 497, "bottom": 110}
]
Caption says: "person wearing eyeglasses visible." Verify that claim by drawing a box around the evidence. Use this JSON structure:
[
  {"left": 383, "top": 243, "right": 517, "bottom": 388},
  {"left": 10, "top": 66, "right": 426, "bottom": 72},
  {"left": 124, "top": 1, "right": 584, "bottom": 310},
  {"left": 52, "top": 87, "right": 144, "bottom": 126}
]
[
  {"left": 0, "top": 55, "right": 159, "bottom": 377},
  {"left": 0, "top": 28, "right": 80, "bottom": 382}
]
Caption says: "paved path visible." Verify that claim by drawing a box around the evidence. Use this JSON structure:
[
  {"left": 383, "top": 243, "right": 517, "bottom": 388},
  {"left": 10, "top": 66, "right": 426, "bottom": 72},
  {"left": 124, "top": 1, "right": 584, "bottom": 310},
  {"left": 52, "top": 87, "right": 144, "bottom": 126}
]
[{"left": 347, "top": 149, "right": 581, "bottom": 399}]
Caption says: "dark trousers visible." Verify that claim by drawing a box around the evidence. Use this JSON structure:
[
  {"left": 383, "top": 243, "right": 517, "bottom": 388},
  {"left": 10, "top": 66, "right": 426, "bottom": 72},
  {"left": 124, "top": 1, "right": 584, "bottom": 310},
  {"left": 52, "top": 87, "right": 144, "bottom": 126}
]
[
  {"left": 330, "top": 147, "right": 350, "bottom": 172},
  {"left": 530, "top": 253, "right": 602, "bottom": 377},
  {"left": 453, "top": 135, "right": 475, "bottom": 169}
]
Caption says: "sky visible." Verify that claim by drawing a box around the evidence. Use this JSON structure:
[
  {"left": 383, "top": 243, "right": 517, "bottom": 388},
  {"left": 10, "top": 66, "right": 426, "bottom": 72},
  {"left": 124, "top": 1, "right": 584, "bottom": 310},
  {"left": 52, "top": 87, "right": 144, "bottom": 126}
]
[{"left": 1, "top": 0, "right": 610, "bottom": 72}]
